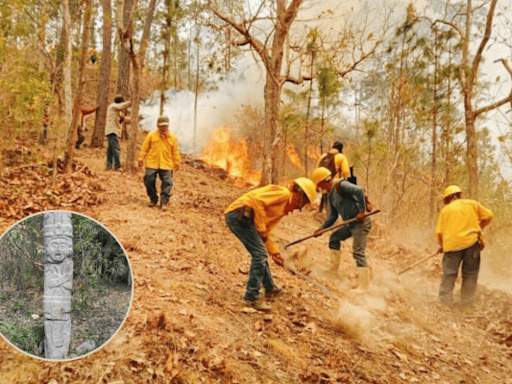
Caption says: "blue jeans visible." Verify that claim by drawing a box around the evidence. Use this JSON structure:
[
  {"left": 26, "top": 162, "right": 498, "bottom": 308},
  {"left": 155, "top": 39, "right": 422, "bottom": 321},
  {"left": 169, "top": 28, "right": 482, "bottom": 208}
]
[
  {"left": 328, "top": 218, "right": 372, "bottom": 267},
  {"left": 106, "top": 133, "right": 121, "bottom": 170},
  {"left": 439, "top": 242, "right": 480, "bottom": 304},
  {"left": 144, "top": 169, "right": 173, "bottom": 205},
  {"left": 225, "top": 210, "right": 276, "bottom": 301}
]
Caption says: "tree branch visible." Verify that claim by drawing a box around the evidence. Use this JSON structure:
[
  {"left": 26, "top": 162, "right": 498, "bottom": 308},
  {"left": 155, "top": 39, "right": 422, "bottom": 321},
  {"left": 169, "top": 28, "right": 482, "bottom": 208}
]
[
  {"left": 10, "top": 241, "right": 44, "bottom": 270},
  {"left": 433, "top": 19, "right": 463, "bottom": 38},
  {"left": 470, "top": 0, "right": 499, "bottom": 89}
]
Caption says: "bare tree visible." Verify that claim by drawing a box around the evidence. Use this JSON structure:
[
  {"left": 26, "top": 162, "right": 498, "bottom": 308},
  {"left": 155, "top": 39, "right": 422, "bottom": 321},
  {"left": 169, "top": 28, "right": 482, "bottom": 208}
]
[
  {"left": 91, "top": 0, "right": 113, "bottom": 149},
  {"left": 64, "top": 0, "right": 93, "bottom": 170},
  {"left": 116, "top": 0, "right": 157, "bottom": 172},
  {"left": 436, "top": 0, "right": 512, "bottom": 198},
  {"left": 208, "top": 0, "right": 310, "bottom": 184}
]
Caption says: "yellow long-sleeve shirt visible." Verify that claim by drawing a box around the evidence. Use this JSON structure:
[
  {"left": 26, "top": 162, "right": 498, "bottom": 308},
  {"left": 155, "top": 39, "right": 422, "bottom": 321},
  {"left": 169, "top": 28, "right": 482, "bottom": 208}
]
[
  {"left": 317, "top": 149, "right": 350, "bottom": 179},
  {"left": 138, "top": 129, "right": 181, "bottom": 170},
  {"left": 225, "top": 185, "right": 291, "bottom": 256},
  {"left": 435, "top": 199, "right": 493, "bottom": 252}
]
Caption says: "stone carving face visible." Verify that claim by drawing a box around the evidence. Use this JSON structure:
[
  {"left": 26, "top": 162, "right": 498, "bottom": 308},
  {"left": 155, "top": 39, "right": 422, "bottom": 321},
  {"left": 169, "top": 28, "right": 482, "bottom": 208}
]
[{"left": 46, "top": 238, "right": 73, "bottom": 263}]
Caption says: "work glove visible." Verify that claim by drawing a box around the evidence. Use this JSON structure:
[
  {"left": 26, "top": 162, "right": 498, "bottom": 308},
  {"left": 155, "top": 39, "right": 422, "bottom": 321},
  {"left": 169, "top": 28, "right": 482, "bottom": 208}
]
[
  {"left": 272, "top": 253, "right": 285, "bottom": 267},
  {"left": 137, "top": 160, "right": 143, "bottom": 168},
  {"left": 356, "top": 211, "right": 365, "bottom": 222},
  {"left": 313, "top": 228, "right": 323, "bottom": 237},
  {"left": 437, "top": 245, "right": 443, "bottom": 254}
]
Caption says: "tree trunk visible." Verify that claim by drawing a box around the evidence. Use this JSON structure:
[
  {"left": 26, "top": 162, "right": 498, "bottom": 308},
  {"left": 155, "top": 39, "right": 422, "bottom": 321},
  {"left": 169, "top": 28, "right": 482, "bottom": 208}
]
[
  {"left": 91, "top": 0, "right": 113, "bottom": 149},
  {"left": 429, "top": 29, "right": 439, "bottom": 222},
  {"left": 117, "top": 0, "right": 157, "bottom": 172},
  {"left": 193, "top": 27, "right": 200, "bottom": 154},
  {"left": 116, "top": 0, "right": 134, "bottom": 99},
  {"left": 465, "top": 109, "right": 478, "bottom": 198},
  {"left": 64, "top": 0, "right": 93, "bottom": 170},
  {"left": 262, "top": 75, "right": 282, "bottom": 184},
  {"left": 62, "top": 0, "right": 73, "bottom": 134}
]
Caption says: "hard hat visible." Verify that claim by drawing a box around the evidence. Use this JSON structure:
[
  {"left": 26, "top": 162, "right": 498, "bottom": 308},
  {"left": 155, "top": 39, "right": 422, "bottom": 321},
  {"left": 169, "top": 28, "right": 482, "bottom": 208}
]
[
  {"left": 293, "top": 177, "right": 317, "bottom": 204},
  {"left": 443, "top": 185, "right": 462, "bottom": 199},
  {"left": 311, "top": 167, "right": 332, "bottom": 185}
]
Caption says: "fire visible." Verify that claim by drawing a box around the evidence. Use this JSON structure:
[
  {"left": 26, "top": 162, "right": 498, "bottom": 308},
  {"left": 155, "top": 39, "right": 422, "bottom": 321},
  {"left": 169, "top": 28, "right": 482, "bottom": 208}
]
[
  {"left": 201, "top": 126, "right": 261, "bottom": 185},
  {"left": 285, "top": 145, "right": 303, "bottom": 169}
]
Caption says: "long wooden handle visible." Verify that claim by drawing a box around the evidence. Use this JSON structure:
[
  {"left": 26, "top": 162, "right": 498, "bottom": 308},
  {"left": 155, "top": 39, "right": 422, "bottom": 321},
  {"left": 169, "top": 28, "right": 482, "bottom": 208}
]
[
  {"left": 284, "top": 263, "right": 343, "bottom": 301},
  {"left": 397, "top": 251, "right": 440, "bottom": 275},
  {"left": 284, "top": 209, "right": 381, "bottom": 249}
]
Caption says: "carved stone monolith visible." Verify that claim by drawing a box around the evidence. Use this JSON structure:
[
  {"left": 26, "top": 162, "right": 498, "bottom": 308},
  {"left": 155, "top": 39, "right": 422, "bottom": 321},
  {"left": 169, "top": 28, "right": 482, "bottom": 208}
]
[{"left": 43, "top": 211, "right": 73, "bottom": 359}]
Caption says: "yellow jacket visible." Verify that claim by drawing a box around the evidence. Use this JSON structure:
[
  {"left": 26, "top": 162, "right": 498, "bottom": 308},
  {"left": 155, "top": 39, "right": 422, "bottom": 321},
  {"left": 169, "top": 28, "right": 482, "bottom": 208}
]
[
  {"left": 225, "top": 185, "right": 291, "bottom": 255},
  {"left": 435, "top": 199, "right": 493, "bottom": 252},
  {"left": 138, "top": 129, "right": 181, "bottom": 170},
  {"left": 317, "top": 149, "right": 350, "bottom": 179}
]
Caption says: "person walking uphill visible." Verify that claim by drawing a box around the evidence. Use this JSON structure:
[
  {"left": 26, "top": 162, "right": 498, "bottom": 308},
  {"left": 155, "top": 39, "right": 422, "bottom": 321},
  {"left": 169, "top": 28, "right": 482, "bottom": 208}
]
[
  {"left": 225, "top": 178, "right": 317, "bottom": 312},
  {"left": 311, "top": 167, "right": 373, "bottom": 290},
  {"left": 435, "top": 185, "right": 493, "bottom": 305},
  {"left": 105, "top": 95, "right": 131, "bottom": 171},
  {"left": 317, "top": 141, "right": 350, "bottom": 213},
  {"left": 138, "top": 116, "right": 181, "bottom": 212}
]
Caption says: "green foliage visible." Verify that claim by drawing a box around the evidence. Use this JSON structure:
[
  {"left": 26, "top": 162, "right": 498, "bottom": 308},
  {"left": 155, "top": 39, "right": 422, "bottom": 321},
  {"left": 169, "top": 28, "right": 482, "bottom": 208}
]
[
  {"left": 10, "top": 294, "right": 25, "bottom": 312},
  {"left": 0, "top": 291, "right": 12, "bottom": 301},
  {"left": 0, "top": 320, "right": 44, "bottom": 356}
]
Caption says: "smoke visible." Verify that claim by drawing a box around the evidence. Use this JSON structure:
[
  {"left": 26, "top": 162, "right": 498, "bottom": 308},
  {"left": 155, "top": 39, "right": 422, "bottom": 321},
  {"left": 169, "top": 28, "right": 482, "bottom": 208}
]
[
  {"left": 139, "top": 58, "right": 264, "bottom": 155},
  {"left": 336, "top": 300, "right": 374, "bottom": 342}
]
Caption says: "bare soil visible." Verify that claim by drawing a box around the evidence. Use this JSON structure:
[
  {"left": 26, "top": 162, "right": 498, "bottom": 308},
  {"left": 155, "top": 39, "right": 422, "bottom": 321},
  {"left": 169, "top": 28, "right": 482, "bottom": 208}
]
[
  {"left": 0, "top": 282, "right": 131, "bottom": 358},
  {"left": 0, "top": 145, "right": 511, "bottom": 384}
]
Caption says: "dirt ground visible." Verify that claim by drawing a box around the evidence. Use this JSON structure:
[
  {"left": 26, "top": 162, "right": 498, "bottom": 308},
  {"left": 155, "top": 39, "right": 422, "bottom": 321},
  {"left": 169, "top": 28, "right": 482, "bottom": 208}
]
[
  {"left": 0, "top": 282, "right": 131, "bottom": 358},
  {"left": 0, "top": 145, "right": 511, "bottom": 383}
]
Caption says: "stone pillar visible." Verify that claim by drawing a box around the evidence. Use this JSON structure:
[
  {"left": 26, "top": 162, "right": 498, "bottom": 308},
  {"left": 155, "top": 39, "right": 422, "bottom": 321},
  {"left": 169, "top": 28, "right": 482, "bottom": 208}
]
[{"left": 43, "top": 211, "right": 73, "bottom": 359}]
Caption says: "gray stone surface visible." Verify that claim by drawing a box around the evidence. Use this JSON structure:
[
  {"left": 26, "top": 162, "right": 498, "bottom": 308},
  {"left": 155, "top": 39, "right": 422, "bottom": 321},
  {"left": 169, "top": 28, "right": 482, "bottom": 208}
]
[
  {"left": 43, "top": 212, "right": 73, "bottom": 359},
  {"left": 75, "top": 339, "right": 96, "bottom": 355}
]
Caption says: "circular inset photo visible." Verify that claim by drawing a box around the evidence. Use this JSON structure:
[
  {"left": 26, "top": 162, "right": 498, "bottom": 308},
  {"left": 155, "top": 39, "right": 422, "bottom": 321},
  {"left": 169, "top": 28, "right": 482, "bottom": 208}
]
[{"left": 0, "top": 210, "right": 133, "bottom": 361}]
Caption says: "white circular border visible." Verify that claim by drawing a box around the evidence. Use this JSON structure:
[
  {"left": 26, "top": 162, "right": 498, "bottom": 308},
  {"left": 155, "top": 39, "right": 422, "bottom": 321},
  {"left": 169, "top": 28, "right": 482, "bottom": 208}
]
[{"left": 0, "top": 209, "right": 135, "bottom": 362}]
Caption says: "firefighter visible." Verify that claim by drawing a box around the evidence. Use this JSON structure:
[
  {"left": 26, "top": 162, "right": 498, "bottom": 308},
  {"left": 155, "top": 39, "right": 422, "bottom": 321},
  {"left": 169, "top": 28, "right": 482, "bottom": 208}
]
[
  {"left": 435, "top": 185, "right": 493, "bottom": 304},
  {"left": 316, "top": 141, "right": 350, "bottom": 213},
  {"left": 225, "top": 178, "right": 317, "bottom": 312},
  {"left": 138, "top": 116, "right": 181, "bottom": 211},
  {"left": 311, "top": 167, "right": 372, "bottom": 290}
]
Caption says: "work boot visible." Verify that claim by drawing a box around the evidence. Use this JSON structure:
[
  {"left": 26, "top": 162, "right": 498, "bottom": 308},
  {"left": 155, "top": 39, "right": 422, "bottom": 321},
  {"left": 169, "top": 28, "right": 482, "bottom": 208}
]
[
  {"left": 357, "top": 266, "right": 370, "bottom": 291},
  {"left": 265, "top": 284, "right": 283, "bottom": 299},
  {"left": 147, "top": 201, "right": 158, "bottom": 208},
  {"left": 161, "top": 204, "right": 169, "bottom": 212},
  {"left": 325, "top": 249, "right": 341, "bottom": 275},
  {"left": 243, "top": 299, "right": 271, "bottom": 312}
]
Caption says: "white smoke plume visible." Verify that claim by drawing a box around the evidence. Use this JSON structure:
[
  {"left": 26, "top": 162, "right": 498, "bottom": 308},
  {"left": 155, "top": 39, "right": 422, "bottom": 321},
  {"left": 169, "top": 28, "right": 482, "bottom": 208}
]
[{"left": 139, "top": 59, "right": 264, "bottom": 155}]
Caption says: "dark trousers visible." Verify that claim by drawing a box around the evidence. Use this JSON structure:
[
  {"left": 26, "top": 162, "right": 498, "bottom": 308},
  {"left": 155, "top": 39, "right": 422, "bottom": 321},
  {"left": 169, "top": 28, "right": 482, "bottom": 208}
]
[
  {"left": 225, "top": 210, "right": 276, "bottom": 301},
  {"left": 439, "top": 242, "right": 480, "bottom": 304},
  {"left": 144, "top": 168, "right": 173, "bottom": 205},
  {"left": 106, "top": 133, "right": 121, "bottom": 170},
  {"left": 76, "top": 125, "right": 85, "bottom": 149}
]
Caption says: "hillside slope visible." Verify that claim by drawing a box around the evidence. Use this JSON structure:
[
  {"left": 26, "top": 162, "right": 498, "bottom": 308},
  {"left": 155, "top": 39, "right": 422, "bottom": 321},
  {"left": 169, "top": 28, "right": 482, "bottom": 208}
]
[{"left": 0, "top": 146, "right": 511, "bottom": 384}]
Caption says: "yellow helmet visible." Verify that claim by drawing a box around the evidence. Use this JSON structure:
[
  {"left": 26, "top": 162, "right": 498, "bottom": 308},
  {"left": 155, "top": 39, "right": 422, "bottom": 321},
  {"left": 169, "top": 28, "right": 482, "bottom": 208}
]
[
  {"left": 311, "top": 167, "right": 332, "bottom": 185},
  {"left": 293, "top": 177, "right": 317, "bottom": 204},
  {"left": 443, "top": 185, "right": 462, "bottom": 199}
]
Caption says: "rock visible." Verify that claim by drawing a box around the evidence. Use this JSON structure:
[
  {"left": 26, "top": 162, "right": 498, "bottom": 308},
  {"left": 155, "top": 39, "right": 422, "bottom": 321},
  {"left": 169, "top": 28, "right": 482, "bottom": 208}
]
[
  {"left": 76, "top": 339, "right": 96, "bottom": 355},
  {"left": 264, "top": 315, "right": 273, "bottom": 322}
]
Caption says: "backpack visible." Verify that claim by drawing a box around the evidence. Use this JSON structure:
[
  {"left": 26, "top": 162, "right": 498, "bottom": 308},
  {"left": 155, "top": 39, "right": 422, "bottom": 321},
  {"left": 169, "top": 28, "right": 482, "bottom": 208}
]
[{"left": 319, "top": 152, "right": 338, "bottom": 177}]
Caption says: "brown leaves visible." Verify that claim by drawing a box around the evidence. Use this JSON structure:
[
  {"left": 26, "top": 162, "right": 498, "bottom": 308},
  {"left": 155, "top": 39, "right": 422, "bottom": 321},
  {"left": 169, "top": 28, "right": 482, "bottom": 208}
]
[{"left": 0, "top": 160, "right": 104, "bottom": 221}]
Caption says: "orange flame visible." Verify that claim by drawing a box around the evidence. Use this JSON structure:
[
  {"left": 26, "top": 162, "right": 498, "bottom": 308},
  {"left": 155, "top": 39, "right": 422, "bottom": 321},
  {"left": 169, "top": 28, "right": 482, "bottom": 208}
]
[
  {"left": 201, "top": 126, "right": 261, "bottom": 185},
  {"left": 286, "top": 145, "right": 303, "bottom": 169}
]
